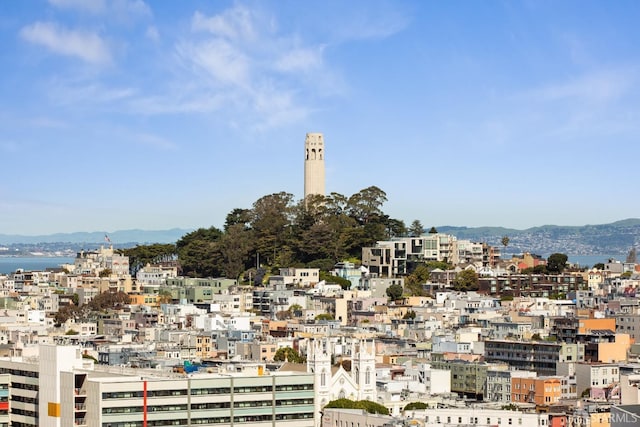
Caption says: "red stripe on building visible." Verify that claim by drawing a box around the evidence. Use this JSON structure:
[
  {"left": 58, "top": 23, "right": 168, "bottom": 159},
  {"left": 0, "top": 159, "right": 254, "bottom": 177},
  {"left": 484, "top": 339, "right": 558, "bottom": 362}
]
[{"left": 143, "top": 380, "right": 147, "bottom": 427}]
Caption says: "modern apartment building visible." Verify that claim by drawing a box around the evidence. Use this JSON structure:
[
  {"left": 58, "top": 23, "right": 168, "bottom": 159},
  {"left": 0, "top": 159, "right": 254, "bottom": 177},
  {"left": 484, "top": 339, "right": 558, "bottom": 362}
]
[
  {"left": 430, "top": 354, "right": 492, "bottom": 400},
  {"left": 478, "top": 274, "right": 583, "bottom": 297},
  {"left": 0, "top": 344, "right": 315, "bottom": 427},
  {"left": 362, "top": 234, "right": 497, "bottom": 277},
  {"left": 484, "top": 339, "right": 585, "bottom": 376}
]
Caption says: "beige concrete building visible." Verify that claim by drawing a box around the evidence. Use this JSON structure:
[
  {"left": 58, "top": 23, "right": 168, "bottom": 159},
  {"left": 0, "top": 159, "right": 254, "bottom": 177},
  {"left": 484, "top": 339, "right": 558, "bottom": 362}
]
[{"left": 304, "top": 132, "right": 325, "bottom": 200}]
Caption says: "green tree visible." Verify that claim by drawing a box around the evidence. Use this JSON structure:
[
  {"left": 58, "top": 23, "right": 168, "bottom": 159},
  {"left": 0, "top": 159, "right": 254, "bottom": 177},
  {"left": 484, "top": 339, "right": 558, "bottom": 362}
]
[
  {"left": 386, "top": 283, "right": 404, "bottom": 300},
  {"left": 88, "top": 291, "right": 131, "bottom": 311},
  {"left": 453, "top": 269, "right": 479, "bottom": 291},
  {"left": 220, "top": 223, "right": 253, "bottom": 280},
  {"left": 521, "top": 265, "right": 547, "bottom": 274},
  {"left": 408, "top": 220, "right": 424, "bottom": 237},
  {"left": 428, "top": 226, "right": 438, "bottom": 234},
  {"left": 224, "top": 208, "right": 253, "bottom": 230},
  {"left": 118, "top": 243, "right": 177, "bottom": 276},
  {"left": 158, "top": 289, "right": 173, "bottom": 304},
  {"left": 404, "top": 264, "right": 430, "bottom": 296},
  {"left": 308, "top": 258, "right": 337, "bottom": 272},
  {"left": 324, "top": 399, "right": 389, "bottom": 415},
  {"left": 501, "top": 236, "right": 510, "bottom": 256},
  {"left": 403, "top": 310, "right": 416, "bottom": 320},
  {"left": 315, "top": 313, "right": 334, "bottom": 321},
  {"left": 383, "top": 216, "right": 407, "bottom": 239},
  {"left": 347, "top": 186, "right": 387, "bottom": 225},
  {"left": 273, "top": 347, "right": 305, "bottom": 363},
  {"left": 288, "top": 304, "right": 303, "bottom": 317},
  {"left": 319, "top": 272, "right": 351, "bottom": 290},
  {"left": 593, "top": 263, "right": 605, "bottom": 270},
  {"left": 547, "top": 253, "right": 568, "bottom": 274},
  {"left": 299, "top": 222, "right": 336, "bottom": 262},
  {"left": 404, "top": 261, "right": 453, "bottom": 296},
  {"left": 176, "top": 227, "right": 224, "bottom": 277},
  {"left": 250, "top": 192, "right": 296, "bottom": 266},
  {"left": 54, "top": 305, "right": 80, "bottom": 325},
  {"left": 403, "top": 402, "right": 428, "bottom": 411}
]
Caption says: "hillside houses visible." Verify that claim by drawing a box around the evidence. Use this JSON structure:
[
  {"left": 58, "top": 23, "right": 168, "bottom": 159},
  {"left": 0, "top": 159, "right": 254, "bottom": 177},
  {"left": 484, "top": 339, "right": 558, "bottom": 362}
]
[{"left": 0, "top": 241, "right": 638, "bottom": 426}]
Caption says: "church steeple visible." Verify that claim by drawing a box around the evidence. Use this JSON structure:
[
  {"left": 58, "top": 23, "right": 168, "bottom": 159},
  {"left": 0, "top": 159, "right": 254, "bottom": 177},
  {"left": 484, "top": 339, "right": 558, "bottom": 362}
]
[
  {"left": 307, "top": 337, "right": 331, "bottom": 425},
  {"left": 351, "top": 338, "right": 376, "bottom": 402}
]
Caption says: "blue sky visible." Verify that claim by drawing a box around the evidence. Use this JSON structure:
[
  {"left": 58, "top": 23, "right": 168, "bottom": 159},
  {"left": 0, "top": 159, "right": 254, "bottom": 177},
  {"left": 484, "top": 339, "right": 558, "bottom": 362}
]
[{"left": 1, "top": 0, "right": 639, "bottom": 235}]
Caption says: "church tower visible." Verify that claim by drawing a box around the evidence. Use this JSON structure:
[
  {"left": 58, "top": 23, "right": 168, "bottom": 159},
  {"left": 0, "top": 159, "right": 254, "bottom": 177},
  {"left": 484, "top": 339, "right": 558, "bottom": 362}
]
[
  {"left": 307, "top": 338, "right": 331, "bottom": 424},
  {"left": 304, "top": 133, "right": 325, "bottom": 200},
  {"left": 351, "top": 338, "right": 376, "bottom": 402}
]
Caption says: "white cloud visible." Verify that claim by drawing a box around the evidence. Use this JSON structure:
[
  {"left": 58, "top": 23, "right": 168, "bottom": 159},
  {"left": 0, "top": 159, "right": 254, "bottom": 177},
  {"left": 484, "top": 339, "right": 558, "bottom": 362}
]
[
  {"left": 128, "top": 92, "right": 226, "bottom": 115},
  {"left": 529, "top": 69, "right": 635, "bottom": 103},
  {"left": 330, "top": 3, "right": 410, "bottom": 41},
  {"left": 145, "top": 25, "right": 159, "bottom": 42},
  {"left": 169, "top": 6, "right": 335, "bottom": 130},
  {"left": 176, "top": 39, "right": 250, "bottom": 88},
  {"left": 48, "top": 0, "right": 151, "bottom": 19},
  {"left": 134, "top": 132, "right": 176, "bottom": 150},
  {"left": 20, "top": 21, "right": 111, "bottom": 64},
  {"left": 49, "top": 81, "right": 136, "bottom": 105},
  {"left": 48, "top": 0, "right": 106, "bottom": 14},
  {"left": 275, "top": 47, "right": 324, "bottom": 73},
  {"left": 112, "top": 0, "right": 151, "bottom": 18},
  {"left": 251, "top": 85, "right": 310, "bottom": 131},
  {"left": 192, "top": 7, "right": 257, "bottom": 41},
  {"left": 27, "top": 117, "right": 68, "bottom": 129}
]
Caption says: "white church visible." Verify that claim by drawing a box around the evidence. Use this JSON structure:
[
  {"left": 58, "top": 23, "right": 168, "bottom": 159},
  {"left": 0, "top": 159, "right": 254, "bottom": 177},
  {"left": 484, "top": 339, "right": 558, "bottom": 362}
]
[{"left": 306, "top": 337, "right": 377, "bottom": 422}]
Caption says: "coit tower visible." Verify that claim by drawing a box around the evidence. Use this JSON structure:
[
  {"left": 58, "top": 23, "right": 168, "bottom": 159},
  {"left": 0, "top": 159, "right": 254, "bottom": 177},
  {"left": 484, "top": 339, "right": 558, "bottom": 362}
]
[{"left": 304, "top": 132, "right": 325, "bottom": 199}]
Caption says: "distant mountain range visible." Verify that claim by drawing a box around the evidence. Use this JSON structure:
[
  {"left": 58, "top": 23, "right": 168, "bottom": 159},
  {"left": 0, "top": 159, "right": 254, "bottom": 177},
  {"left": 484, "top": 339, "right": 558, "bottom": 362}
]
[
  {"left": 2, "top": 219, "right": 639, "bottom": 256},
  {"left": 438, "top": 218, "right": 640, "bottom": 256},
  {"left": 0, "top": 228, "right": 192, "bottom": 245}
]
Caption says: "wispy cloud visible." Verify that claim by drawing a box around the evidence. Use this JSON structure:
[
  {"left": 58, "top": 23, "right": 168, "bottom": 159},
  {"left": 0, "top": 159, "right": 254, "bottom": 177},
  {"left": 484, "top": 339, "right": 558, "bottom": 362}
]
[
  {"left": 145, "top": 25, "right": 159, "bottom": 42},
  {"left": 20, "top": 21, "right": 111, "bottom": 64},
  {"left": 166, "top": 5, "right": 334, "bottom": 130},
  {"left": 48, "top": 80, "right": 136, "bottom": 105},
  {"left": 275, "top": 47, "right": 325, "bottom": 73},
  {"left": 133, "top": 132, "right": 177, "bottom": 150},
  {"left": 329, "top": 2, "right": 410, "bottom": 41},
  {"left": 127, "top": 91, "right": 226, "bottom": 115},
  {"left": 176, "top": 39, "right": 250, "bottom": 88},
  {"left": 27, "top": 117, "right": 68, "bottom": 129},
  {"left": 527, "top": 68, "right": 635, "bottom": 104},
  {"left": 191, "top": 8, "right": 257, "bottom": 41},
  {"left": 48, "top": 0, "right": 151, "bottom": 19},
  {"left": 25, "top": 3, "right": 404, "bottom": 132},
  {"left": 48, "top": 0, "right": 106, "bottom": 14}
]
